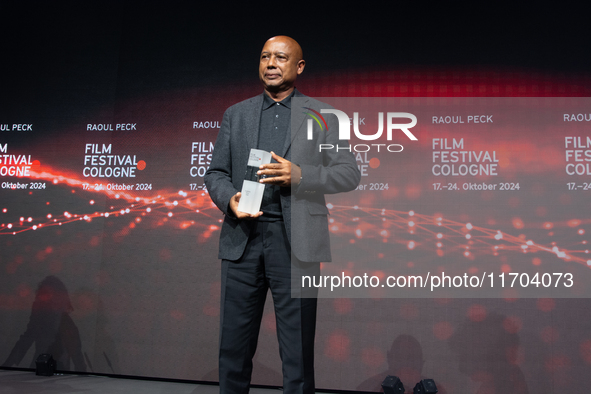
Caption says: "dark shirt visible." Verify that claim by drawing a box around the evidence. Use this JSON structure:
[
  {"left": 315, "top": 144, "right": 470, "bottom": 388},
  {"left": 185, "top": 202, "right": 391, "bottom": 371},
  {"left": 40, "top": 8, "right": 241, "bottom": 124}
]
[{"left": 257, "top": 91, "right": 294, "bottom": 220}]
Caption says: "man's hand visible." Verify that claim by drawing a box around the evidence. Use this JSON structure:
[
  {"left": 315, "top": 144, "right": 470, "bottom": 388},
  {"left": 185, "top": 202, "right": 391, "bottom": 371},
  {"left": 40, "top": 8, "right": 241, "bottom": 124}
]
[
  {"left": 229, "top": 192, "right": 263, "bottom": 219},
  {"left": 257, "top": 151, "right": 301, "bottom": 187}
]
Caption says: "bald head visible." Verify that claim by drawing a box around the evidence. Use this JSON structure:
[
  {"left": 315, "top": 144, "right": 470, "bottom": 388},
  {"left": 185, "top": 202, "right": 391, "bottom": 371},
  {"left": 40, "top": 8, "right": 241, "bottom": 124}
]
[
  {"left": 265, "top": 36, "right": 303, "bottom": 62},
  {"left": 259, "top": 36, "right": 305, "bottom": 101}
]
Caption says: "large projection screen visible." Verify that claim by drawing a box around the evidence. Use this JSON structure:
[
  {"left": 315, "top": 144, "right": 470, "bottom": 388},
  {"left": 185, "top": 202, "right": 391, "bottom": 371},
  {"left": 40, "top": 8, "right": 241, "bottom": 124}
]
[{"left": 2, "top": 2, "right": 591, "bottom": 393}]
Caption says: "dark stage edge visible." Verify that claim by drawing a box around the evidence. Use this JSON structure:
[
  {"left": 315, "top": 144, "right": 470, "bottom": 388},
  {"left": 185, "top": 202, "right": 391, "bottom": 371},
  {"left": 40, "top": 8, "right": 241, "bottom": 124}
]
[{"left": 0, "top": 369, "right": 342, "bottom": 394}]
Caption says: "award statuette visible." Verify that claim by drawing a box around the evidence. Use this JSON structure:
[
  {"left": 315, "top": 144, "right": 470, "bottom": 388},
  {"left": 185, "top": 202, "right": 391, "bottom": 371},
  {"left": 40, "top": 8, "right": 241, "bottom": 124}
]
[{"left": 237, "top": 149, "right": 272, "bottom": 215}]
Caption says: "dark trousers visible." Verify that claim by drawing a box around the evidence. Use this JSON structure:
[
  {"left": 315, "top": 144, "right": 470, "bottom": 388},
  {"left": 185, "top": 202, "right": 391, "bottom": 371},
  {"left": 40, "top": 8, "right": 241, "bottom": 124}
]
[{"left": 219, "top": 220, "right": 319, "bottom": 394}]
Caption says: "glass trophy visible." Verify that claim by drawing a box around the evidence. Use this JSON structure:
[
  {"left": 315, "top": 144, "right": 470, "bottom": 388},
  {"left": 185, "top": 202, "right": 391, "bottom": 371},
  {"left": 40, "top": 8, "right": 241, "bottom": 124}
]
[{"left": 237, "top": 149, "right": 272, "bottom": 214}]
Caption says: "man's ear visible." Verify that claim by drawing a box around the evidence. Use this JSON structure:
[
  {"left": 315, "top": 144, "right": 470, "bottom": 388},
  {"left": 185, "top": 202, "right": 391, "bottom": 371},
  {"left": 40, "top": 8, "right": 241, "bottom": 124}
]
[{"left": 297, "top": 60, "right": 306, "bottom": 75}]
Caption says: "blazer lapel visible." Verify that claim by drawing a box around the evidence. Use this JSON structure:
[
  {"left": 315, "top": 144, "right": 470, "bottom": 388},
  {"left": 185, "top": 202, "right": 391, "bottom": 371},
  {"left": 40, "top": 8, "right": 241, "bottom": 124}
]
[
  {"left": 245, "top": 94, "right": 264, "bottom": 151},
  {"left": 279, "top": 91, "right": 309, "bottom": 159}
]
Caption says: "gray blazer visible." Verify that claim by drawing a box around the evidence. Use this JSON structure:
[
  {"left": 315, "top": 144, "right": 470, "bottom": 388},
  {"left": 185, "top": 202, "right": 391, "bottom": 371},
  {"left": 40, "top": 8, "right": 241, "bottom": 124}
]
[{"left": 204, "top": 90, "right": 360, "bottom": 262}]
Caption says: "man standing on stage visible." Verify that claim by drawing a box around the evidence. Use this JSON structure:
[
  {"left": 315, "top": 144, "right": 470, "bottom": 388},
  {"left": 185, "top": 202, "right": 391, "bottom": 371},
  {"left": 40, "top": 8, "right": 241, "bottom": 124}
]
[{"left": 204, "top": 36, "right": 360, "bottom": 394}]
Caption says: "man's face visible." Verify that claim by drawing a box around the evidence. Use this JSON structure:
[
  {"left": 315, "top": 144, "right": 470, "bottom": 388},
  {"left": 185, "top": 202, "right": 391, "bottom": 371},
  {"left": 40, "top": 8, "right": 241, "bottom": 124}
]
[{"left": 259, "top": 37, "right": 305, "bottom": 94}]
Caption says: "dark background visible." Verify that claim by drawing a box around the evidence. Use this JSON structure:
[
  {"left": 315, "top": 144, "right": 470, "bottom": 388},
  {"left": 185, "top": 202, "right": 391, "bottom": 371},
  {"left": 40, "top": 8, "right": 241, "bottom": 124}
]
[{"left": 2, "top": 1, "right": 591, "bottom": 392}]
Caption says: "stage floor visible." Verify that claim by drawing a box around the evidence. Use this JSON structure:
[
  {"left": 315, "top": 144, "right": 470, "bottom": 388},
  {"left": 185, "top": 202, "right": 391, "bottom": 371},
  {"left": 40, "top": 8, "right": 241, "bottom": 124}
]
[{"left": 0, "top": 369, "right": 302, "bottom": 394}]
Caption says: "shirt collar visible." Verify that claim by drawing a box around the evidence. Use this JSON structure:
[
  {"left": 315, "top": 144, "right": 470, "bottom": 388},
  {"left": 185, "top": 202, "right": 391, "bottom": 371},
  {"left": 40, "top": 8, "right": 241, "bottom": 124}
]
[{"left": 262, "top": 89, "right": 296, "bottom": 110}]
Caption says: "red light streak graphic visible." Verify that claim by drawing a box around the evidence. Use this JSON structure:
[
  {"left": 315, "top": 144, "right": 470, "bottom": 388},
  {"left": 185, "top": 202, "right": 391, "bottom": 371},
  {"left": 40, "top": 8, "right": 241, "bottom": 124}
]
[
  {"left": 2, "top": 166, "right": 590, "bottom": 268},
  {"left": 327, "top": 205, "right": 591, "bottom": 268},
  {"left": 1, "top": 167, "right": 220, "bottom": 236}
]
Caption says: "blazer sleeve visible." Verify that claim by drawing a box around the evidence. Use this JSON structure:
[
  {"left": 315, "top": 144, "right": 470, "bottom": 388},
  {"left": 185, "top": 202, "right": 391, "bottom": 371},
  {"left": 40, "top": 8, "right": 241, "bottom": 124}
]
[{"left": 204, "top": 108, "right": 237, "bottom": 216}]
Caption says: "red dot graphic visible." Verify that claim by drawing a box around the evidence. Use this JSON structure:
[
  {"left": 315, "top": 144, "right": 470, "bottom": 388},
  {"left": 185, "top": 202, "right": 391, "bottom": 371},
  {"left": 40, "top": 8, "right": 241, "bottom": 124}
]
[
  {"left": 433, "top": 321, "right": 454, "bottom": 340},
  {"left": 580, "top": 339, "right": 591, "bottom": 364},
  {"left": 467, "top": 304, "right": 487, "bottom": 322},
  {"left": 137, "top": 160, "right": 146, "bottom": 170}
]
